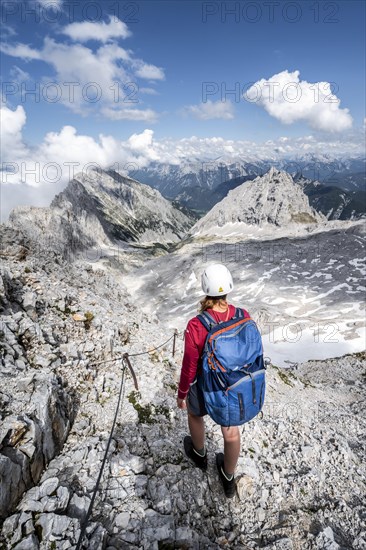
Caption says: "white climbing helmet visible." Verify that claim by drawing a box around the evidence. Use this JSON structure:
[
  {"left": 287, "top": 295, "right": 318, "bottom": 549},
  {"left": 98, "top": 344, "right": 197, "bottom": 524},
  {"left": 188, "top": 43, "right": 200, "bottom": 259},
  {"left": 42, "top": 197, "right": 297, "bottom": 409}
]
[{"left": 201, "top": 264, "right": 234, "bottom": 296}]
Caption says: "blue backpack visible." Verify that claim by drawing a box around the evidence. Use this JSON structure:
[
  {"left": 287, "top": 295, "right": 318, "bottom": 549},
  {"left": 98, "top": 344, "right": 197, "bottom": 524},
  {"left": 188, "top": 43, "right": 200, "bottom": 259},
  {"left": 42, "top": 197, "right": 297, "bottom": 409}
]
[{"left": 197, "top": 308, "right": 266, "bottom": 427}]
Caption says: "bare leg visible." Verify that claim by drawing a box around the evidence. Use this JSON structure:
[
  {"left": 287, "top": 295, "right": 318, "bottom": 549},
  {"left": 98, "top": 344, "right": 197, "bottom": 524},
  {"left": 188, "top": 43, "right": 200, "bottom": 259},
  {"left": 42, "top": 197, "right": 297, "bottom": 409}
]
[
  {"left": 188, "top": 413, "right": 205, "bottom": 451},
  {"left": 221, "top": 426, "right": 240, "bottom": 475}
]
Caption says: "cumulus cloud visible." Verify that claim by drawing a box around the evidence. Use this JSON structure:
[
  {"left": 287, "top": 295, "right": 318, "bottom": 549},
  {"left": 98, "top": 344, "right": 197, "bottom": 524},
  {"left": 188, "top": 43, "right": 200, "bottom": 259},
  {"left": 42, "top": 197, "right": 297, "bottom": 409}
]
[
  {"left": 37, "top": 125, "right": 122, "bottom": 168},
  {"left": 127, "top": 129, "right": 160, "bottom": 161},
  {"left": 62, "top": 15, "right": 131, "bottom": 42},
  {"left": 183, "top": 100, "right": 234, "bottom": 120},
  {"left": 0, "top": 19, "right": 164, "bottom": 120},
  {"left": 246, "top": 70, "right": 353, "bottom": 132},
  {"left": 0, "top": 105, "right": 160, "bottom": 198},
  {"left": 0, "top": 104, "right": 29, "bottom": 160},
  {"left": 0, "top": 105, "right": 156, "bottom": 218}
]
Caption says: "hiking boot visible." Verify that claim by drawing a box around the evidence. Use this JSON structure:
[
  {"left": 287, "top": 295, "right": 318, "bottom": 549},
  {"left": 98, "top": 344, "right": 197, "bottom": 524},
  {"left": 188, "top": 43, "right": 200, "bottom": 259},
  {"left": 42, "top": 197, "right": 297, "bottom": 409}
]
[
  {"left": 216, "top": 453, "right": 236, "bottom": 498},
  {"left": 183, "top": 436, "right": 207, "bottom": 471}
]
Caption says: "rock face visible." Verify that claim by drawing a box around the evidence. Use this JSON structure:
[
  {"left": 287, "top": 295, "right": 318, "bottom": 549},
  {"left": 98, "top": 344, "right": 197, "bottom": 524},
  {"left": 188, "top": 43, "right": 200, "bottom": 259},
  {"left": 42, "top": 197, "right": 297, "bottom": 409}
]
[
  {"left": 191, "top": 167, "right": 326, "bottom": 236},
  {"left": 0, "top": 374, "right": 75, "bottom": 518},
  {"left": 0, "top": 255, "right": 77, "bottom": 518},
  {"left": 51, "top": 169, "right": 194, "bottom": 243},
  {"left": 9, "top": 169, "right": 195, "bottom": 256},
  {"left": 296, "top": 176, "right": 366, "bottom": 221}
]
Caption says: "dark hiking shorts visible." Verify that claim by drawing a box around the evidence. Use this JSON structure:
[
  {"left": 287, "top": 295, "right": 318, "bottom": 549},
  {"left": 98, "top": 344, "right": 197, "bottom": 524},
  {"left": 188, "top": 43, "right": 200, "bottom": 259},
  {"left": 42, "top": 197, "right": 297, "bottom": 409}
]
[{"left": 187, "top": 378, "right": 207, "bottom": 417}]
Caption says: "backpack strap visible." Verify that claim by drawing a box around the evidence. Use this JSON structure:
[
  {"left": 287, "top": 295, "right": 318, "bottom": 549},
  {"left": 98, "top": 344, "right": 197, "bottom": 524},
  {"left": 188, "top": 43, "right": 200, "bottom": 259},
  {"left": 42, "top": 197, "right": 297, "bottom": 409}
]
[
  {"left": 235, "top": 307, "right": 251, "bottom": 320},
  {"left": 235, "top": 307, "right": 243, "bottom": 319},
  {"left": 196, "top": 311, "right": 217, "bottom": 331}
]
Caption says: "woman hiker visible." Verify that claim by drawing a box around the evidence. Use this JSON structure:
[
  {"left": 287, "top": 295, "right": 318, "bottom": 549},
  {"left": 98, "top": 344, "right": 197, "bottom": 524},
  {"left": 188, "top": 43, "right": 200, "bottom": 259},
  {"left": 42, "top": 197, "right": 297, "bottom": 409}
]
[{"left": 177, "top": 263, "right": 250, "bottom": 498}]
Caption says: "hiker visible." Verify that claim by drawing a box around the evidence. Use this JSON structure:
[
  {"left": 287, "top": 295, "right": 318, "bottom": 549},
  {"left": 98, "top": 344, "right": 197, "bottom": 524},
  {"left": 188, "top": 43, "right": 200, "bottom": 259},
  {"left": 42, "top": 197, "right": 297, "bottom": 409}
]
[{"left": 177, "top": 263, "right": 251, "bottom": 498}]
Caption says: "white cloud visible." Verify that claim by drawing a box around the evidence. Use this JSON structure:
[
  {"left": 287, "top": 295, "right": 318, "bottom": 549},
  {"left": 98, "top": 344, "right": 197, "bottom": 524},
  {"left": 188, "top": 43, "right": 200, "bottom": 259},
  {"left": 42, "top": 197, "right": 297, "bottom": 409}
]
[
  {"left": 246, "top": 70, "right": 353, "bottom": 132},
  {"left": 63, "top": 16, "right": 131, "bottom": 42},
  {"left": 134, "top": 63, "right": 165, "bottom": 80},
  {"left": 0, "top": 104, "right": 29, "bottom": 160},
  {"left": 150, "top": 132, "right": 364, "bottom": 164},
  {"left": 0, "top": 43, "right": 41, "bottom": 60},
  {"left": 0, "top": 23, "right": 164, "bottom": 119},
  {"left": 9, "top": 65, "right": 31, "bottom": 84},
  {"left": 37, "top": 125, "right": 121, "bottom": 167},
  {"left": 1, "top": 23, "right": 16, "bottom": 39},
  {"left": 10, "top": 66, "right": 30, "bottom": 80},
  {"left": 0, "top": 105, "right": 160, "bottom": 193},
  {"left": 127, "top": 129, "right": 159, "bottom": 159},
  {"left": 183, "top": 100, "right": 234, "bottom": 120},
  {"left": 101, "top": 106, "right": 158, "bottom": 122}
]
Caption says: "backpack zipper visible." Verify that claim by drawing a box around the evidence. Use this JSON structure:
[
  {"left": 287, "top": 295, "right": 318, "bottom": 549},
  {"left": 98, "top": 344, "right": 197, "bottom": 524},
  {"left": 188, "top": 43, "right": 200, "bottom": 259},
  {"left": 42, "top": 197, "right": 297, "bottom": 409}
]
[
  {"left": 238, "top": 393, "right": 244, "bottom": 420},
  {"left": 209, "top": 318, "right": 254, "bottom": 347},
  {"left": 225, "top": 369, "right": 266, "bottom": 393}
]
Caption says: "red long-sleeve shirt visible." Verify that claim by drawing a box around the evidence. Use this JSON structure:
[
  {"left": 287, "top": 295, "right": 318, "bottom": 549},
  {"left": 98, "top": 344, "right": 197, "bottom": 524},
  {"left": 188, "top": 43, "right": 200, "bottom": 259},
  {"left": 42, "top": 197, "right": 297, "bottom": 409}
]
[{"left": 178, "top": 305, "right": 250, "bottom": 399}]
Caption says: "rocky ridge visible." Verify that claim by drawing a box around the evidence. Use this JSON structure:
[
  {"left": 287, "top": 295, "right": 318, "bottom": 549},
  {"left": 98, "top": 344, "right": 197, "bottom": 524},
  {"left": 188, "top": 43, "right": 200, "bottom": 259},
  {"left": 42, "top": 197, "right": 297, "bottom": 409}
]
[
  {"left": 9, "top": 169, "right": 195, "bottom": 257},
  {"left": 0, "top": 223, "right": 365, "bottom": 549},
  {"left": 200, "top": 173, "right": 366, "bottom": 221}
]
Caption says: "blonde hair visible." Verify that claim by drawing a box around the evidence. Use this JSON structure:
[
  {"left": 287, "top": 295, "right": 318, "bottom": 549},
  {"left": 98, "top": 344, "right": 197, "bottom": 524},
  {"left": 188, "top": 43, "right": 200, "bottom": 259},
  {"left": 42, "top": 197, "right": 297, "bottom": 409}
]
[{"left": 199, "top": 295, "right": 228, "bottom": 313}]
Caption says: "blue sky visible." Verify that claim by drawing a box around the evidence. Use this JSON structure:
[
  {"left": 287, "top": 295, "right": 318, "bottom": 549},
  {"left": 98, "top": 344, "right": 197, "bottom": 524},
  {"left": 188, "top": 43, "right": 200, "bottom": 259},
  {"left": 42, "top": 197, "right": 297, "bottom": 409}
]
[{"left": 1, "top": 0, "right": 365, "bottom": 144}]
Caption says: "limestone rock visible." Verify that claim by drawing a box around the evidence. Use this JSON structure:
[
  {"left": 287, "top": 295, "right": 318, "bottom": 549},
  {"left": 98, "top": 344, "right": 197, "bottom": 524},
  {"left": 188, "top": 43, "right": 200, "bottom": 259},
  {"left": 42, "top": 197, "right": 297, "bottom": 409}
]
[
  {"left": 0, "top": 375, "right": 75, "bottom": 518},
  {"left": 22, "top": 291, "right": 37, "bottom": 312},
  {"left": 67, "top": 494, "right": 91, "bottom": 521},
  {"left": 115, "top": 511, "right": 130, "bottom": 529}
]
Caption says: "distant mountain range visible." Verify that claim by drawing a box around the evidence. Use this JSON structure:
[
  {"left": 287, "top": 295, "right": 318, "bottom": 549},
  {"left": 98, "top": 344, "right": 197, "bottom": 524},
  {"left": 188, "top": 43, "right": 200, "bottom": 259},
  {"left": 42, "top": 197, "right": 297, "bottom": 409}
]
[{"left": 133, "top": 156, "right": 366, "bottom": 218}]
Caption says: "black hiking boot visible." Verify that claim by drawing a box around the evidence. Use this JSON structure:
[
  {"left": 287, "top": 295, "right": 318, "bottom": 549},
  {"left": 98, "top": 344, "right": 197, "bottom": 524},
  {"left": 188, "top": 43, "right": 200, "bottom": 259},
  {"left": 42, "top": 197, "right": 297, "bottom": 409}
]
[
  {"left": 216, "top": 453, "right": 236, "bottom": 498},
  {"left": 183, "top": 436, "right": 207, "bottom": 471}
]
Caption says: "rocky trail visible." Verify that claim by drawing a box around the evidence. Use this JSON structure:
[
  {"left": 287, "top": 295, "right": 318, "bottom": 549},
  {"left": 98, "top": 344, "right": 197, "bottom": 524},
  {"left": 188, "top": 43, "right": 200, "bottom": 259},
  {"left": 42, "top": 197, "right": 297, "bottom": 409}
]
[{"left": 1, "top": 224, "right": 365, "bottom": 550}]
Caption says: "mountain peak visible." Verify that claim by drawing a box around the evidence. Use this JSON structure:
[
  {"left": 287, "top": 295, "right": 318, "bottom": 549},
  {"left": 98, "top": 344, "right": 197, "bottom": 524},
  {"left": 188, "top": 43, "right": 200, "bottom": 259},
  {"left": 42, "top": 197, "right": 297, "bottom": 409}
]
[
  {"left": 191, "top": 169, "right": 326, "bottom": 237},
  {"left": 262, "top": 166, "right": 295, "bottom": 183},
  {"left": 266, "top": 166, "right": 280, "bottom": 177}
]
